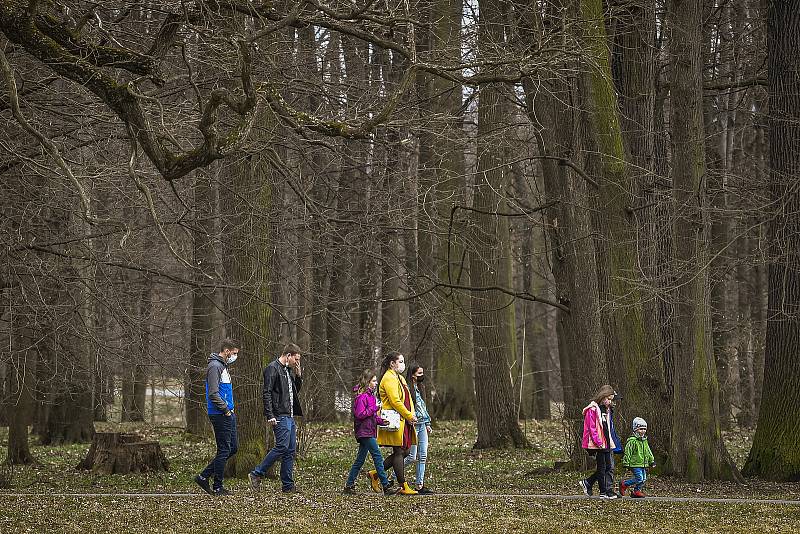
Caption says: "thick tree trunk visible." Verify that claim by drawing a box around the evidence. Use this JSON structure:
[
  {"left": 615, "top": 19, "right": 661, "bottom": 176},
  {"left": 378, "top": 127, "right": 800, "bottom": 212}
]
[
  {"left": 743, "top": 0, "right": 800, "bottom": 481},
  {"left": 470, "top": 0, "right": 528, "bottom": 449},
  {"left": 667, "top": 0, "right": 737, "bottom": 481},
  {"left": 611, "top": 0, "right": 674, "bottom": 453},
  {"left": 522, "top": 2, "right": 606, "bottom": 460},
  {"left": 40, "top": 269, "right": 95, "bottom": 445},
  {"left": 581, "top": 0, "right": 668, "bottom": 455},
  {"left": 220, "top": 143, "right": 283, "bottom": 478}
]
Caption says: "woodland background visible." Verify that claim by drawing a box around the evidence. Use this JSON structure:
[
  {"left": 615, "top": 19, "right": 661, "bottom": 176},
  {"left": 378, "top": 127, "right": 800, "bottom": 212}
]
[{"left": 0, "top": 0, "right": 798, "bottom": 484}]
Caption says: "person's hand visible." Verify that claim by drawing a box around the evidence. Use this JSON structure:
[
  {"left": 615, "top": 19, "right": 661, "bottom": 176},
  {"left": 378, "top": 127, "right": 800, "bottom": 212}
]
[
  {"left": 410, "top": 415, "right": 418, "bottom": 424},
  {"left": 649, "top": 462, "right": 656, "bottom": 468},
  {"left": 426, "top": 425, "right": 432, "bottom": 434},
  {"left": 225, "top": 410, "right": 232, "bottom": 417},
  {"left": 293, "top": 360, "right": 302, "bottom": 377},
  {"left": 267, "top": 418, "right": 278, "bottom": 426}
]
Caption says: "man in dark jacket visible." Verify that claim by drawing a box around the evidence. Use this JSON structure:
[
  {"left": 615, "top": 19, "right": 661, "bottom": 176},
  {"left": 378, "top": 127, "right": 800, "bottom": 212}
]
[
  {"left": 195, "top": 338, "right": 240, "bottom": 496},
  {"left": 249, "top": 343, "right": 303, "bottom": 493}
]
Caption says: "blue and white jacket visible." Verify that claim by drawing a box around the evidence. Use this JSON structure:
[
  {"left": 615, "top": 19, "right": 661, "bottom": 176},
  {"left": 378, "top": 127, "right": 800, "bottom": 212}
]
[
  {"left": 205, "top": 353, "right": 234, "bottom": 415},
  {"left": 413, "top": 387, "right": 431, "bottom": 426}
]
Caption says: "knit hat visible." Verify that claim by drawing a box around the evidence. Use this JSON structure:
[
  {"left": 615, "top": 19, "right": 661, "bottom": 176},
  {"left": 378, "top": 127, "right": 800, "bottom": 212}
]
[{"left": 632, "top": 417, "right": 648, "bottom": 432}]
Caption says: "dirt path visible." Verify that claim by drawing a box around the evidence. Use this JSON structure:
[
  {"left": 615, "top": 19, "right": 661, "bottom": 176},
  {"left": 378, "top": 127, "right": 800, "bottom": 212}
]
[{"left": 2, "top": 492, "right": 799, "bottom": 505}]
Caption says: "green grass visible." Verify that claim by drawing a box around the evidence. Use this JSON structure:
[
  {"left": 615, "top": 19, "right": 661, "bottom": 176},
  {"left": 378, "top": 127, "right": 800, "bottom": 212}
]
[{"left": 1, "top": 418, "right": 799, "bottom": 532}]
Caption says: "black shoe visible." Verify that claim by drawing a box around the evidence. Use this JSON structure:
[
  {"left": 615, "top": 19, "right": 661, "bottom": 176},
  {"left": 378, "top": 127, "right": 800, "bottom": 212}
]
[
  {"left": 416, "top": 486, "right": 434, "bottom": 495},
  {"left": 342, "top": 485, "right": 357, "bottom": 495},
  {"left": 601, "top": 491, "right": 620, "bottom": 500},
  {"left": 282, "top": 486, "right": 299, "bottom": 494},
  {"left": 383, "top": 484, "right": 400, "bottom": 496},
  {"left": 578, "top": 479, "right": 592, "bottom": 497},
  {"left": 194, "top": 475, "right": 213, "bottom": 495},
  {"left": 213, "top": 487, "right": 233, "bottom": 496}
]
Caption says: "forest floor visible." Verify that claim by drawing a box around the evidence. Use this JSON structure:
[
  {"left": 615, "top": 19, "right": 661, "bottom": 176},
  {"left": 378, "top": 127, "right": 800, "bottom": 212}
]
[{"left": 1, "top": 418, "right": 799, "bottom": 533}]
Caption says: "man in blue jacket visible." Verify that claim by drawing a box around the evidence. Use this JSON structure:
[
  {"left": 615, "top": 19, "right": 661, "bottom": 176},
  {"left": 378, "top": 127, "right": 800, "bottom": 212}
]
[
  {"left": 249, "top": 342, "right": 303, "bottom": 493},
  {"left": 194, "top": 338, "right": 240, "bottom": 496}
]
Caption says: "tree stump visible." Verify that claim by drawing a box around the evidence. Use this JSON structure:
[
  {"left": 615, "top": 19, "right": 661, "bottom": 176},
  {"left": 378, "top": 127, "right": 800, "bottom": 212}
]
[{"left": 77, "top": 432, "right": 169, "bottom": 475}]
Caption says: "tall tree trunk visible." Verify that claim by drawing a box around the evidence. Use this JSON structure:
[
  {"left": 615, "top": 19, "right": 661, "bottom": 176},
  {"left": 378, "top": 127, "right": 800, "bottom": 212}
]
[
  {"left": 122, "top": 280, "right": 151, "bottom": 422},
  {"left": 414, "top": 0, "right": 474, "bottom": 420},
  {"left": 736, "top": 230, "right": 755, "bottom": 428},
  {"left": 513, "top": 159, "right": 552, "bottom": 420},
  {"left": 41, "top": 231, "right": 95, "bottom": 445},
  {"left": 342, "top": 35, "right": 382, "bottom": 369},
  {"left": 667, "top": 0, "right": 737, "bottom": 481},
  {"left": 220, "top": 143, "right": 283, "bottom": 478},
  {"left": 521, "top": 1, "right": 606, "bottom": 461},
  {"left": 704, "top": 1, "right": 739, "bottom": 431},
  {"left": 612, "top": 0, "right": 674, "bottom": 453},
  {"left": 6, "top": 325, "right": 35, "bottom": 464},
  {"left": 186, "top": 168, "right": 219, "bottom": 436},
  {"left": 579, "top": 0, "right": 668, "bottom": 454},
  {"left": 743, "top": 0, "right": 800, "bottom": 481},
  {"left": 752, "top": 243, "right": 768, "bottom": 416},
  {"left": 42, "top": 328, "right": 95, "bottom": 443},
  {"left": 470, "top": 0, "right": 528, "bottom": 449}
]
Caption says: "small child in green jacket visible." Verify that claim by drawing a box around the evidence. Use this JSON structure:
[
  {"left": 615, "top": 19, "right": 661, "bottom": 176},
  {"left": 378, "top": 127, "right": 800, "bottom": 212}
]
[{"left": 619, "top": 417, "right": 655, "bottom": 498}]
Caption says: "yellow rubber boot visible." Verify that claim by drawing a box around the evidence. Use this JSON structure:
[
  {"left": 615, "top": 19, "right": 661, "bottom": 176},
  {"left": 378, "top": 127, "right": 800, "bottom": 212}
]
[
  {"left": 367, "top": 470, "right": 382, "bottom": 493},
  {"left": 398, "top": 482, "right": 418, "bottom": 495}
]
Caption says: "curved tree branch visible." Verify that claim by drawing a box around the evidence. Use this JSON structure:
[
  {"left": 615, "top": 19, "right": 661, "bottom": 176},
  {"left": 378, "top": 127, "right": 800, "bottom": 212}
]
[{"left": 0, "top": 3, "right": 258, "bottom": 180}]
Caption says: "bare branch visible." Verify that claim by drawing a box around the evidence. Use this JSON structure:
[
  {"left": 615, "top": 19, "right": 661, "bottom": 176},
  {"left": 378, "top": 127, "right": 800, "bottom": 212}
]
[{"left": 0, "top": 45, "right": 91, "bottom": 220}]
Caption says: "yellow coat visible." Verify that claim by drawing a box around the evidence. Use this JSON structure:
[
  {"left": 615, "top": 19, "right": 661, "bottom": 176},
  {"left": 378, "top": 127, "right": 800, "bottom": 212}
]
[{"left": 377, "top": 370, "right": 418, "bottom": 448}]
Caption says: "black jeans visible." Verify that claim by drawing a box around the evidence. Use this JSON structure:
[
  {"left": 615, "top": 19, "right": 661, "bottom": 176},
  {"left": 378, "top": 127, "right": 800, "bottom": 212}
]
[
  {"left": 200, "top": 413, "right": 238, "bottom": 490},
  {"left": 587, "top": 450, "right": 613, "bottom": 494}
]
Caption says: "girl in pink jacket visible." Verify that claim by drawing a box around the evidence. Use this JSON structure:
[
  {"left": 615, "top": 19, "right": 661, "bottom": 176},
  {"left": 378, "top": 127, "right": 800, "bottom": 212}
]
[
  {"left": 578, "top": 384, "right": 619, "bottom": 499},
  {"left": 343, "top": 369, "right": 398, "bottom": 495}
]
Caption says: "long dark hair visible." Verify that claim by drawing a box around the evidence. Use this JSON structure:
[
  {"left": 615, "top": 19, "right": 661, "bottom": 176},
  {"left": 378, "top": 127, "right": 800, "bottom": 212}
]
[
  {"left": 406, "top": 362, "right": 422, "bottom": 402},
  {"left": 379, "top": 351, "right": 402, "bottom": 384}
]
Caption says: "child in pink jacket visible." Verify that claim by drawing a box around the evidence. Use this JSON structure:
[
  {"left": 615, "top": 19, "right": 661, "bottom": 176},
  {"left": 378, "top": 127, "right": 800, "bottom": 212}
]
[
  {"left": 578, "top": 384, "right": 619, "bottom": 499},
  {"left": 343, "top": 370, "right": 397, "bottom": 495}
]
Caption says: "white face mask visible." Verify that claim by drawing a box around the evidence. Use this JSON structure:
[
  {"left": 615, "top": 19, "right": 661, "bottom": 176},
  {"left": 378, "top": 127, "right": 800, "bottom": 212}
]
[
  {"left": 396, "top": 362, "right": 406, "bottom": 374},
  {"left": 227, "top": 353, "right": 238, "bottom": 364}
]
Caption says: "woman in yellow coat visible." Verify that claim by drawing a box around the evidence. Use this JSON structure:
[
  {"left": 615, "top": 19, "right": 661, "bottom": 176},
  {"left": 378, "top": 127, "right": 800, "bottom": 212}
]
[{"left": 373, "top": 351, "right": 418, "bottom": 495}]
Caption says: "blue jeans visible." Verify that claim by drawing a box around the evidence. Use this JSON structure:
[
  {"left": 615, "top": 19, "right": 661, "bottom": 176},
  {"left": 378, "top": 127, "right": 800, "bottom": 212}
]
[
  {"left": 624, "top": 467, "right": 647, "bottom": 491},
  {"left": 200, "top": 413, "right": 238, "bottom": 490},
  {"left": 345, "top": 437, "right": 389, "bottom": 488},
  {"left": 252, "top": 416, "right": 297, "bottom": 490},
  {"left": 404, "top": 423, "right": 429, "bottom": 486}
]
